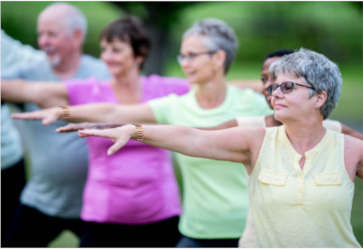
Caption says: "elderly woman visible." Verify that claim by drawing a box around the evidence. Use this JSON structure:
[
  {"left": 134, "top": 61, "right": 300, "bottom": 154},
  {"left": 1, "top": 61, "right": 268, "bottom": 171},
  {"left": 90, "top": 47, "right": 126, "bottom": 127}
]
[
  {"left": 74, "top": 48, "right": 363, "bottom": 248},
  {"left": 3, "top": 17, "right": 190, "bottom": 247},
  {"left": 11, "top": 18, "right": 272, "bottom": 247}
]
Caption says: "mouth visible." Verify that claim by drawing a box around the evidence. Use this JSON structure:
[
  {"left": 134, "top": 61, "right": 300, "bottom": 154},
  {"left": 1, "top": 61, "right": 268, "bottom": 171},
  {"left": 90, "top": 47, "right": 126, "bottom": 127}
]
[
  {"left": 184, "top": 70, "right": 196, "bottom": 77},
  {"left": 43, "top": 47, "right": 56, "bottom": 57},
  {"left": 274, "top": 104, "right": 287, "bottom": 110}
]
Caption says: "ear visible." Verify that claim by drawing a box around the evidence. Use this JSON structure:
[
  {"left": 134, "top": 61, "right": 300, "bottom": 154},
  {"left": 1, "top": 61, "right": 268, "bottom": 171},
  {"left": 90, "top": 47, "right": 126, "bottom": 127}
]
[
  {"left": 314, "top": 90, "right": 328, "bottom": 109},
  {"left": 213, "top": 50, "right": 226, "bottom": 70},
  {"left": 135, "top": 56, "right": 144, "bottom": 68},
  {"left": 73, "top": 29, "right": 84, "bottom": 45}
]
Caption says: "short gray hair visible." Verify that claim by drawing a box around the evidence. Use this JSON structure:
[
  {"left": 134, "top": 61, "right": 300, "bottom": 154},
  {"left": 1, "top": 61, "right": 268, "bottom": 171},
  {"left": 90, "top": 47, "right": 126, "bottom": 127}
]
[
  {"left": 270, "top": 48, "right": 342, "bottom": 119},
  {"left": 42, "top": 3, "right": 88, "bottom": 41},
  {"left": 183, "top": 18, "right": 238, "bottom": 74}
]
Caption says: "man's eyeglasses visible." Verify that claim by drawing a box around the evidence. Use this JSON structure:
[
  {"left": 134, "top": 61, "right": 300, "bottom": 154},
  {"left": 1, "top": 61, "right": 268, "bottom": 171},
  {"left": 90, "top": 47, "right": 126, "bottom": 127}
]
[
  {"left": 267, "top": 81, "right": 316, "bottom": 96},
  {"left": 177, "top": 50, "right": 216, "bottom": 64}
]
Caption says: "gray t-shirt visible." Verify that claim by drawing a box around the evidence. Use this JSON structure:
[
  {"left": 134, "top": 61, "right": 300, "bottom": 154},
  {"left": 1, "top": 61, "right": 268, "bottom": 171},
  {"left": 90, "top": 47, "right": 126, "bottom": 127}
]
[{"left": 13, "top": 55, "right": 110, "bottom": 218}]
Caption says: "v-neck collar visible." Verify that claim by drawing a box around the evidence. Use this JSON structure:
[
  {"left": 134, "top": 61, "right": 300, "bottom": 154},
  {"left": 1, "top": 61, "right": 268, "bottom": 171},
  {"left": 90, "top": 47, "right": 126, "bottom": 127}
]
[{"left": 279, "top": 125, "right": 329, "bottom": 174}]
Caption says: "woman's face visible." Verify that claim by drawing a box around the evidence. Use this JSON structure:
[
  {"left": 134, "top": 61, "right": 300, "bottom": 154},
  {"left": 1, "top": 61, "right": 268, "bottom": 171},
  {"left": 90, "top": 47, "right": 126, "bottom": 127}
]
[
  {"left": 271, "top": 73, "right": 317, "bottom": 123},
  {"left": 179, "top": 35, "right": 218, "bottom": 84},
  {"left": 100, "top": 38, "right": 139, "bottom": 77}
]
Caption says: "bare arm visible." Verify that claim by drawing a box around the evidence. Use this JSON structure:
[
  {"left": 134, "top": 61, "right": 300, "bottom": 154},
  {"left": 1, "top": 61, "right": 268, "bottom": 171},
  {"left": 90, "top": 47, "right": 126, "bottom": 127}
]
[
  {"left": 341, "top": 124, "right": 363, "bottom": 140},
  {"left": 78, "top": 124, "right": 263, "bottom": 169},
  {"left": 200, "top": 119, "right": 239, "bottom": 130},
  {"left": 1, "top": 80, "right": 68, "bottom": 108},
  {"left": 12, "top": 102, "right": 156, "bottom": 126}
]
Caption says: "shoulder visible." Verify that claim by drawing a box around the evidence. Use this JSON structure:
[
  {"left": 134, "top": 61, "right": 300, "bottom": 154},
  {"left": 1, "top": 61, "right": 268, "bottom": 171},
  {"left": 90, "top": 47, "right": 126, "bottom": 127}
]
[
  {"left": 65, "top": 77, "right": 106, "bottom": 89},
  {"left": 81, "top": 54, "right": 105, "bottom": 66},
  {"left": 143, "top": 74, "right": 190, "bottom": 97},
  {"left": 80, "top": 55, "right": 109, "bottom": 78},
  {"left": 145, "top": 74, "right": 189, "bottom": 89}
]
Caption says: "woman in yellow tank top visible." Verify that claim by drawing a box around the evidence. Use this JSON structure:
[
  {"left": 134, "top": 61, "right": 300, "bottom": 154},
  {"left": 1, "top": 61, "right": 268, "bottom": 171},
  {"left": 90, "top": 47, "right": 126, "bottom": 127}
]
[{"left": 63, "top": 48, "right": 362, "bottom": 247}]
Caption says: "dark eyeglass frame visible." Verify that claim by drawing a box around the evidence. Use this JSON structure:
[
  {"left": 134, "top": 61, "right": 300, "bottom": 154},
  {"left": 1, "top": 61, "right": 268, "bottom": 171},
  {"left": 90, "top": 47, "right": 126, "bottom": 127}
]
[
  {"left": 177, "top": 50, "right": 216, "bottom": 64},
  {"left": 267, "top": 81, "right": 316, "bottom": 96}
]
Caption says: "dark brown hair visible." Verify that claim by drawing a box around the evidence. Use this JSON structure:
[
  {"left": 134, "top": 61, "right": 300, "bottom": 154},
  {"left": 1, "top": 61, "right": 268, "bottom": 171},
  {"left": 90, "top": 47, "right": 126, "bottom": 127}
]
[{"left": 100, "top": 17, "right": 151, "bottom": 69}]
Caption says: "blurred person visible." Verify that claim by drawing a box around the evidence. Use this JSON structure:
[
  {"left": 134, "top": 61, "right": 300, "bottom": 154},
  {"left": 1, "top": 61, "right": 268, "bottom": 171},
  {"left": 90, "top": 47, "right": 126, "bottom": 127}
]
[
  {"left": 2, "top": 17, "right": 189, "bottom": 247},
  {"left": 1, "top": 3, "right": 110, "bottom": 247},
  {"left": 0, "top": 30, "right": 45, "bottom": 244},
  {"left": 11, "top": 18, "right": 272, "bottom": 247},
  {"left": 74, "top": 48, "right": 362, "bottom": 248}
]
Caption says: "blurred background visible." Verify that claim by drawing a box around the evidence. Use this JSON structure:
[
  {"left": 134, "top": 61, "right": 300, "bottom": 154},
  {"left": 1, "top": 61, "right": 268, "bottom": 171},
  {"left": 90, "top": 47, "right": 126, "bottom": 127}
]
[{"left": 2, "top": 1, "right": 362, "bottom": 247}]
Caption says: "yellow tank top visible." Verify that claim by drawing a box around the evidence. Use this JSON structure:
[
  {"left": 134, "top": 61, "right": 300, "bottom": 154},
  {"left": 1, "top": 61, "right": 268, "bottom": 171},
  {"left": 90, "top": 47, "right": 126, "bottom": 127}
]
[{"left": 249, "top": 126, "right": 361, "bottom": 248}]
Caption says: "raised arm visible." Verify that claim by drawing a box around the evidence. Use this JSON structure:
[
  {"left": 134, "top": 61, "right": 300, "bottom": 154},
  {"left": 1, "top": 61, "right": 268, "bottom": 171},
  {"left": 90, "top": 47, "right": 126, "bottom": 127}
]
[
  {"left": 78, "top": 124, "right": 265, "bottom": 171},
  {"left": 1, "top": 80, "right": 68, "bottom": 108},
  {"left": 341, "top": 124, "right": 363, "bottom": 140},
  {"left": 11, "top": 102, "right": 156, "bottom": 126}
]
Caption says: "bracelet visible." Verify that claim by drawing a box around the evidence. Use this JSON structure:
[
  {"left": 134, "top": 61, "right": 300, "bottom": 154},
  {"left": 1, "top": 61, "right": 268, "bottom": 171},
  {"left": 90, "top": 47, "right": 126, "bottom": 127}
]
[
  {"left": 59, "top": 105, "right": 71, "bottom": 119},
  {"left": 134, "top": 124, "right": 144, "bottom": 142}
]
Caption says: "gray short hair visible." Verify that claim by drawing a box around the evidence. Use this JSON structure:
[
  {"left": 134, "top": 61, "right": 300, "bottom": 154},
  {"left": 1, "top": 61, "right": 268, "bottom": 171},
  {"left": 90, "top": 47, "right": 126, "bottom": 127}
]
[
  {"left": 42, "top": 3, "right": 88, "bottom": 41},
  {"left": 183, "top": 18, "right": 238, "bottom": 74},
  {"left": 270, "top": 48, "right": 342, "bottom": 119}
]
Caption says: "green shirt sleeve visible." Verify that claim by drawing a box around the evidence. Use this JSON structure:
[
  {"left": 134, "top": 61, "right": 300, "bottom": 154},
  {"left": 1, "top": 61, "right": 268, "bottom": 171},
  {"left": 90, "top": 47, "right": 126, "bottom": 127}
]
[{"left": 148, "top": 94, "right": 179, "bottom": 124}]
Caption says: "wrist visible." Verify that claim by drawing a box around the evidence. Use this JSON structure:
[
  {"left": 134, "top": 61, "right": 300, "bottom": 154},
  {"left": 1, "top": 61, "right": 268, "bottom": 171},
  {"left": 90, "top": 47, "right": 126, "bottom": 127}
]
[
  {"left": 130, "top": 124, "right": 144, "bottom": 142},
  {"left": 58, "top": 105, "right": 71, "bottom": 120}
]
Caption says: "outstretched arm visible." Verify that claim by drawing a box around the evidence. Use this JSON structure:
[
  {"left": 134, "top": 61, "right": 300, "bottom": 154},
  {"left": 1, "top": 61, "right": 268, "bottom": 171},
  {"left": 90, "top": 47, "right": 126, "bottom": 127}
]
[
  {"left": 341, "top": 124, "right": 363, "bottom": 140},
  {"left": 78, "top": 124, "right": 263, "bottom": 169},
  {"left": 1, "top": 80, "right": 68, "bottom": 108},
  {"left": 11, "top": 102, "right": 156, "bottom": 126}
]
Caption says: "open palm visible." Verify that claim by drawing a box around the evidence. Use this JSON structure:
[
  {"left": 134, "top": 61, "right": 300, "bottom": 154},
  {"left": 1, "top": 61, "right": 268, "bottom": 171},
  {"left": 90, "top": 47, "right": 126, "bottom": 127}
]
[
  {"left": 78, "top": 126, "right": 132, "bottom": 155},
  {"left": 11, "top": 107, "right": 63, "bottom": 125}
]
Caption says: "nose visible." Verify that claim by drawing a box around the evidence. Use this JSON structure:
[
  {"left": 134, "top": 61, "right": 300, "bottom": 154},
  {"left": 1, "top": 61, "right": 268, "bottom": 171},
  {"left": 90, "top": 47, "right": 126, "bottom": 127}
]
[
  {"left": 271, "top": 85, "right": 284, "bottom": 98},
  {"left": 101, "top": 49, "right": 112, "bottom": 62},
  {"left": 38, "top": 34, "right": 49, "bottom": 48},
  {"left": 180, "top": 58, "right": 190, "bottom": 70}
]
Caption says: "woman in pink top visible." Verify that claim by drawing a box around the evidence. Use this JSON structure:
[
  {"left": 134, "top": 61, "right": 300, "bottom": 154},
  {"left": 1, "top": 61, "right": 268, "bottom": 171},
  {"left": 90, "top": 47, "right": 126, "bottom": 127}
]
[{"left": 2, "top": 17, "right": 189, "bottom": 247}]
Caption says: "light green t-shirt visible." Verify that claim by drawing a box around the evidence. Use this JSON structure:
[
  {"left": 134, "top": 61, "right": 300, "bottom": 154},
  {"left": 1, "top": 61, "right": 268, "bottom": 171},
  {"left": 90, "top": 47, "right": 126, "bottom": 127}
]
[{"left": 149, "top": 85, "right": 272, "bottom": 239}]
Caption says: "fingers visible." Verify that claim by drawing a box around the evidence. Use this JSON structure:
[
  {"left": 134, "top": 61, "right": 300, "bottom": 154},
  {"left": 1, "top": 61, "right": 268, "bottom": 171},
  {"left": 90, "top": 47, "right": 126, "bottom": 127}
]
[
  {"left": 77, "top": 129, "right": 114, "bottom": 139},
  {"left": 57, "top": 123, "right": 83, "bottom": 133},
  {"left": 11, "top": 112, "right": 43, "bottom": 120},
  {"left": 107, "top": 140, "right": 125, "bottom": 155},
  {"left": 42, "top": 116, "right": 56, "bottom": 126}
]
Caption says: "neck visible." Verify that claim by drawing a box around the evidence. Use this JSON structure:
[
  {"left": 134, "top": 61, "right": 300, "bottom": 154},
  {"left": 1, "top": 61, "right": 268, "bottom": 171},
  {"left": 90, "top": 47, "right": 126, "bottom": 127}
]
[
  {"left": 195, "top": 74, "right": 227, "bottom": 109},
  {"left": 112, "top": 67, "right": 142, "bottom": 91},
  {"left": 53, "top": 51, "right": 82, "bottom": 80},
  {"left": 284, "top": 116, "right": 326, "bottom": 155}
]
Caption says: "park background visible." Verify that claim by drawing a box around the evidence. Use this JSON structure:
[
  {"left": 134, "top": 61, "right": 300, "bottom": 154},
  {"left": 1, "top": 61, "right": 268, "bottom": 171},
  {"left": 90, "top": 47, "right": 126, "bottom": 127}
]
[{"left": 2, "top": 1, "right": 362, "bottom": 247}]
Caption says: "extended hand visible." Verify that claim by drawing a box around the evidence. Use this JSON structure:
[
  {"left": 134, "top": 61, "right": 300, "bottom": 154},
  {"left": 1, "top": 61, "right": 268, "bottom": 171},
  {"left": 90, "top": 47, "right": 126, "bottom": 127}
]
[
  {"left": 57, "top": 122, "right": 125, "bottom": 133},
  {"left": 11, "top": 107, "right": 63, "bottom": 125},
  {"left": 78, "top": 125, "right": 134, "bottom": 155}
]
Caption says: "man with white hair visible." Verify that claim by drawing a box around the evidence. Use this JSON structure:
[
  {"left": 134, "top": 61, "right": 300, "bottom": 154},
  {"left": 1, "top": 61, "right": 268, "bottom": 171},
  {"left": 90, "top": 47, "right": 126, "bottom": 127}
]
[{"left": 3, "top": 3, "right": 109, "bottom": 247}]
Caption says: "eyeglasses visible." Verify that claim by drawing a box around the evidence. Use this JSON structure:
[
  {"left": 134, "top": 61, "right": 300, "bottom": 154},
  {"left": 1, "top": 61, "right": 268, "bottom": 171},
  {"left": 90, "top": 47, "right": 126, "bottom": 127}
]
[
  {"left": 177, "top": 50, "right": 216, "bottom": 64},
  {"left": 267, "top": 81, "right": 316, "bottom": 96}
]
